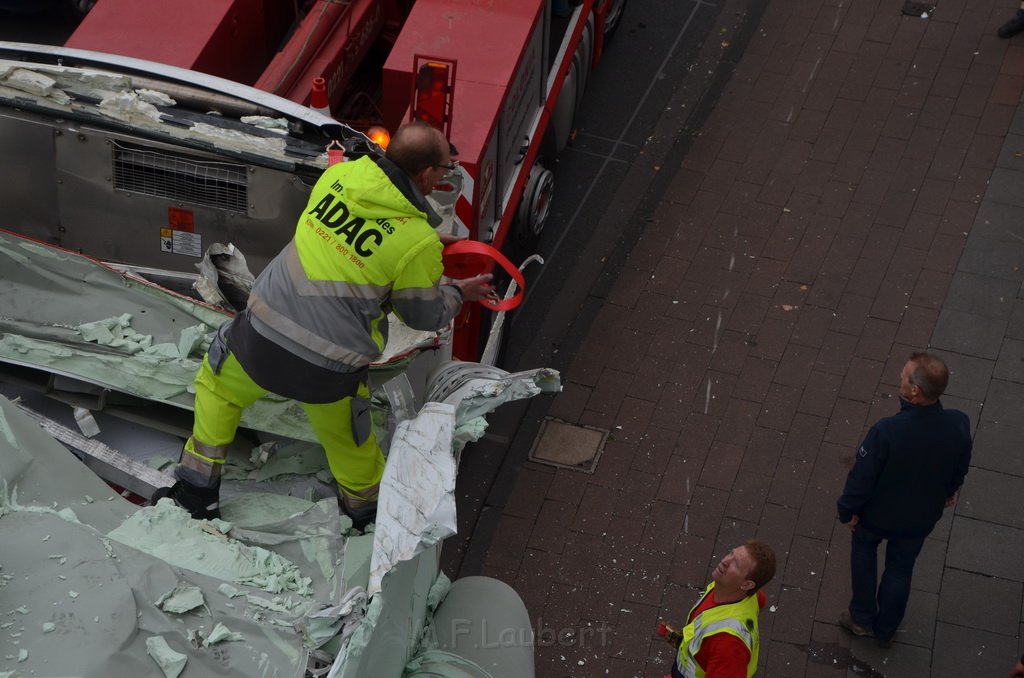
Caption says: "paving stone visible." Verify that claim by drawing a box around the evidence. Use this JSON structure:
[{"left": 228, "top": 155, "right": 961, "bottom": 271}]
[
  {"left": 547, "top": 381, "right": 592, "bottom": 423},
  {"left": 782, "top": 412, "right": 829, "bottom": 460},
  {"left": 797, "top": 370, "right": 842, "bottom": 418},
  {"left": 823, "top": 397, "right": 870, "bottom": 447},
  {"left": 958, "top": 235, "right": 1024, "bottom": 284},
  {"left": 894, "top": 303, "right": 938, "bottom": 348},
  {"left": 910, "top": 269, "right": 954, "bottom": 310},
  {"left": 546, "top": 466, "right": 588, "bottom": 506},
  {"left": 803, "top": 622, "right": 850, "bottom": 678},
  {"left": 931, "top": 307, "right": 1007, "bottom": 358},
  {"left": 972, "top": 418, "right": 1024, "bottom": 475},
  {"left": 581, "top": 563, "right": 630, "bottom": 626},
  {"left": 571, "top": 483, "right": 617, "bottom": 536},
  {"left": 684, "top": 485, "right": 730, "bottom": 540},
  {"left": 623, "top": 548, "right": 674, "bottom": 607},
  {"left": 1008, "top": 300, "right": 1024, "bottom": 340},
  {"left": 994, "top": 336, "right": 1024, "bottom": 383},
  {"left": 942, "top": 271, "right": 1020, "bottom": 320},
  {"left": 947, "top": 516, "right": 1024, "bottom": 581},
  {"left": 768, "top": 456, "right": 814, "bottom": 509},
  {"left": 715, "top": 398, "right": 761, "bottom": 447},
  {"left": 958, "top": 467, "right": 1024, "bottom": 529},
  {"left": 931, "top": 622, "right": 1019, "bottom": 678},
  {"left": 848, "top": 635, "right": 931, "bottom": 677},
  {"left": 892, "top": 589, "right": 938, "bottom": 650},
  {"left": 937, "top": 568, "right": 1022, "bottom": 635},
  {"left": 528, "top": 499, "right": 578, "bottom": 555},
  {"left": 980, "top": 377, "right": 1024, "bottom": 425},
  {"left": 631, "top": 496, "right": 684, "bottom": 553},
  {"left": 763, "top": 639, "right": 809, "bottom": 676},
  {"left": 771, "top": 585, "right": 819, "bottom": 645},
  {"left": 709, "top": 330, "right": 754, "bottom": 377},
  {"left": 758, "top": 382, "right": 802, "bottom": 432},
  {"left": 782, "top": 535, "right": 828, "bottom": 590},
  {"left": 928, "top": 348, "right": 995, "bottom": 401},
  {"left": 504, "top": 466, "right": 555, "bottom": 520},
  {"left": 612, "top": 470, "right": 659, "bottom": 523},
  {"left": 913, "top": 536, "right": 950, "bottom": 602},
  {"left": 608, "top": 601, "right": 661, "bottom": 662},
  {"left": 986, "top": 166, "right": 1024, "bottom": 208},
  {"left": 838, "top": 356, "right": 885, "bottom": 402},
  {"left": 485, "top": 514, "right": 536, "bottom": 571},
  {"left": 552, "top": 532, "right": 606, "bottom": 589},
  {"left": 793, "top": 485, "right": 840, "bottom": 543},
  {"left": 938, "top": 199, "right": 979, "bottom": 236}
]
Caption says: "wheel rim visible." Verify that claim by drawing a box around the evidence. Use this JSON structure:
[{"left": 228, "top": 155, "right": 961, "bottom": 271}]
[
  {"left": 529, "top": 170, "right": 554, "bottom": 236},
  {"left": 604, "top": 0, "right": 625, "bottom": 36},
  {"left": 70, "top": 0, "right": 96, "bottom": 14}
]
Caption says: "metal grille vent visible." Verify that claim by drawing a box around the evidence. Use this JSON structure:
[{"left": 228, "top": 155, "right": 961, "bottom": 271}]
[{"left": 111, "top": 142, "right": 249, "bottom": 213}]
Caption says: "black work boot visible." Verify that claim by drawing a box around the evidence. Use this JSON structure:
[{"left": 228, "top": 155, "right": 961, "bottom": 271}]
[
  {"left": 150, "top": 478, "right": 221, "bottom": 520},
  {"left": 998, "top": 10, "right": 1024, "bottom": 38},
  {"left": 336, "top": 491, "right": 377, "bottom": 532}
]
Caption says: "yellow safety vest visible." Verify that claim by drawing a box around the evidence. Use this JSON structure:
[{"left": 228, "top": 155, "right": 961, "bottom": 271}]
[
  {"left": 674, "top": 582, "right": 760, "bottom": 678},
  {"left": 246, "top": 155, "right": 461, "bottom": 372}
]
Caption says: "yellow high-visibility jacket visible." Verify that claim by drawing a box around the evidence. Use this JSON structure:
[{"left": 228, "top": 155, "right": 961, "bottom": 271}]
[{"left": 245, "top": 155, "right": 461, "bottom": 373}]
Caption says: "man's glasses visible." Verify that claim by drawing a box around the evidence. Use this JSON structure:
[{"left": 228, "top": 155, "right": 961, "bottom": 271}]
[{"left": 433, "top": 160, "right": 459, "bottom": 171}]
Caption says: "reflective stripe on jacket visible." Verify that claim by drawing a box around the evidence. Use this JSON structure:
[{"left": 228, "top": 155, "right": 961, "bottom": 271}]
[
  {"left": 246, "top": 155, "right": 461, "bottom": 372},
  {"left": 674, "top": 582, "right": 760, "bottom": 678}
]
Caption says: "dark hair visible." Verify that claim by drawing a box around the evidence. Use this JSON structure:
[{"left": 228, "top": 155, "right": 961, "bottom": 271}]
[
  {"left": 744, "top": 540, "right": 776, "bottom": 595},
  {"left": 908, "top": 351, "right": 949, "bottom": 400},
  {"left": 385, "top": 121, "right": 447, "bottom": 175}
]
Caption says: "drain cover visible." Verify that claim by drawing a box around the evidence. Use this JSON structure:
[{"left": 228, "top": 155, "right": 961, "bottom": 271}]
[{"left": 528, "top": 418, "right": 608, "bottom": 472}]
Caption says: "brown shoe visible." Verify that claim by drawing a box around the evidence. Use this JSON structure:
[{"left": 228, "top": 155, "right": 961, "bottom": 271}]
[{"left": 838, "top": 612, "right": 872, "bottom": 637}]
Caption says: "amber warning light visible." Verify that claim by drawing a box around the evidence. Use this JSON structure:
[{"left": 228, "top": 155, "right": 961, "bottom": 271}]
[{"left": 367, "top": 126, "right": 390, "bottom": 149}]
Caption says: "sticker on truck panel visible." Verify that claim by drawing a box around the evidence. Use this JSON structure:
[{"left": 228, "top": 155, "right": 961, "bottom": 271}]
[
  {"left": 160, "top": 227, "right": 202, "bottom": 257},
  {"left": 168, "top": 207, "right": 196, "bottom": 232}
]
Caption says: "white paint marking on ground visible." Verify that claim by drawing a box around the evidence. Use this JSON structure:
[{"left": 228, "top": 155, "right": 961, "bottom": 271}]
[{"left": 802, "top": 56, "right": 823, "bottom": 93}]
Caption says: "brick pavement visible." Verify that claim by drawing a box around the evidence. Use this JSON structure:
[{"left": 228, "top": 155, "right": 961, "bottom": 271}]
[{"left": 460, "top": 0, "right": 1024, "bottom": 675}]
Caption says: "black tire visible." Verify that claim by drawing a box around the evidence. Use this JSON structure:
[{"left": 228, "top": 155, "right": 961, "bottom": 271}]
[
  {"left": 56, "top": 0, "right": 95, "bottom": 23},
  {"left": 602, "top": 0, "right": 627, "bottom": 41}
]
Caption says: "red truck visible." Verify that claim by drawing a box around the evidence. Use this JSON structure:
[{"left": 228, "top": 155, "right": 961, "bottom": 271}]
[{"left": 57, "top": 0, "right": 626, "bottom": 360}]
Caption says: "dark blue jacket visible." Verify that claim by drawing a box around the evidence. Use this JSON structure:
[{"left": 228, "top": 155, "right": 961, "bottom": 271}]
[{"left": 837, "top": 399, "right": 972, "bottom": 539}]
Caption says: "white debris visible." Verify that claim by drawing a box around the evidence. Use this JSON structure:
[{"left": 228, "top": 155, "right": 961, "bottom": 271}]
[
  {"left": 145, "top": 636, "right": 187, "bottom": 678},
  {"left": 99, "top": 91, "right": 164, "bottom": 123},
  {"left": 240, "top": 115, "right": 290, "bottom": 133},
  {"left": 369, "top": 403, "right": 458, "bottom": 597},
  {"left": 202, "top": 622, "right": 244, "bottom": 646},
  {"left": 135, "top": 88, "right": 176, "bottom": 106}
]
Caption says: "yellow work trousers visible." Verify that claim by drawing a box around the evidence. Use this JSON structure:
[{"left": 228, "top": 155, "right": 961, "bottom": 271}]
[{"left": 187, "top": 352, "right": 384, "bottom": 501}]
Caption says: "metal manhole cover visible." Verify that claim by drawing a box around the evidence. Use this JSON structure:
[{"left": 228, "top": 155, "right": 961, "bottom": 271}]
[{"left": 528, "top": 418, "right": 608, "bottom": 472}]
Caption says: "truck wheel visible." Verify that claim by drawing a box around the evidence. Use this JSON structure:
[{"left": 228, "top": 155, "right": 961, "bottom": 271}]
[
  {"left": 515, "top": 164, "right": 554, "bottom": 240},
  {"left": 602, "top": 0, "right": 627, "bottom": 41},
  {"left": 60, "top": 0, "right": 96, "bottom": 21}
]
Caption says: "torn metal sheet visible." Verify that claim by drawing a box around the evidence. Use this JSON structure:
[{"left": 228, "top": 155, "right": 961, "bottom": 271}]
[
  {"left": 0, "top": 57, "right": 329, "bottom": 170},
  {"left": 0, "top": 227, "right": 557, "bottom": 676},
  {"left": 0, "top": 399, "right": 309, "bottom": 678},
  {"left": 369, "top": 403, "right": 458, "bottom": 597},
  {"left": 0, "top": 229, "right": 443, "bottom": 443}
]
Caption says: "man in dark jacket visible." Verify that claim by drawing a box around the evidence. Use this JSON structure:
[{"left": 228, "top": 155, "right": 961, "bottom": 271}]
[{"left": 836, "top": 352, "right": 972, "bottom": 647}]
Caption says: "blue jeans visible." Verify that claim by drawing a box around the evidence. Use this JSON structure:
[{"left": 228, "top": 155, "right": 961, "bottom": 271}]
[{"left": 849, "top": 524, "right": 926, "bottom": 640}]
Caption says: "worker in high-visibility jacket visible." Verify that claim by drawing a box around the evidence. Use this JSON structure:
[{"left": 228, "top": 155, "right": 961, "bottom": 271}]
[
  {"left": 664, "top": 540, "right": 776, "bottom": 678},
  {"left": 153, "top": 121, "right": 494, "bottom": 529}
]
